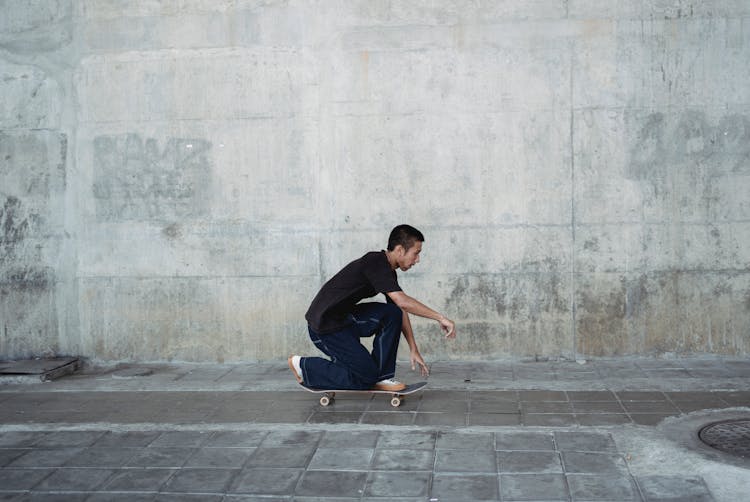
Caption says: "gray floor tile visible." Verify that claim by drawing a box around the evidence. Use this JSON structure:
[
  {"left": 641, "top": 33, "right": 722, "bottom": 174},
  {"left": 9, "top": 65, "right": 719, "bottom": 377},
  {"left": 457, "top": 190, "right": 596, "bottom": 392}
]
[
  {"left": 567, "top": 474, "right": 640, "bottom": 501},
  {"left": 523, "top": 414, "right": 578, "bottom": 427},
  {"left": 125, "top": 447, "right": 195, "bottom": 468},
  {"left": 622, "top": 401, "right": 679, "bottom": 413},
  {"left": 205, "top": 431, "right": 267, "bottom": 448},
  {"left": 630, "top": 413, "right": 675, "bottom": 426},
  {"left": 103, "top": 468, "right": 175, "bottom": 491},
  {"left": 160, "top": 468, "right": 236, "bottom": 493},
  {"left": 260, "top": 430, "right": 322, "bottom": 447},
  {"left": 0, "top": 432, "right": 41, "bottom": 447},
  {"left": 717, "top": 391, "right": 750, "bottom": 405},
  {"left": 500, "top": 473, "right": 568, "bottom": 501},
  {"left": 364, "top": 471, "right": 431, "bottom": 497},
  {"left": 307, "top": 411, "right": 362, "bottom": 424},
  {"left": 308, "top": 447, "right": 373, "bottom": 470},
  {"left": 223, "top": 496, "right": 289, "bottom": 502},
  {"left": 295, "top": 470, "right": 368, "bottom": 497},
  {"left": 637, "top": 475, "right": 714, "bottom": 502},
  {"left": 318, "top": 430, "right": 379, "bottom": 448},
  {"left": 414, "top": 412, "right": 466, "bottom": 426},
  {"left": 93, "top": 431, "right": 161, "bottom": 447},
  {"left": 83, "top": 494, "right": 155, "bottom": 502},
  {"left": 519, "top": 391, "right": 568, "bottom": 401},
  {"left": 436, "top": 431, "right": 494, "bottom": 450},
  {"left": 419, "top": 398, "right": 469, "bottom": 413},
  {"left": 258, "top": 409, "right": 315, "bottom": 423},
  {"left": 361, "top": 412, "right": 415, "bottom": 425},
  {"left": 372, "top": 448, "right": 434, "bottom": 471},
  {"left": 246, "top": 446, "right": 314, "bottom": 468},
  {"left": 471, "top": 391, "right": 518, "bottom": 400},
  {"left": 0, "top": 468, "right": 54, "bottom": 490},
  {"left": 294, "top": 498, "right": 359, "bottom": 502},
  {"left": 522, "top": 402, "right": 574, "bottom": 413},
  {"left": 498, "top": 451, "right": 563, "bottom": 473},
  {"left": 435, "top": 449, "right": 496, "bottom": 473},
  {"left": 154, "top": 494, "right": 223, "bottom": 502},
  {"left": 27, "top": 494, "right": 90, "bottom": 502},
  {"left": 571, "top": 401, "right": 626, "bottom": 413},
  {"left": 33, "top": 467, "right": 114, "bottom": 491},
  {"left": 616, "top": 391, "right": 667, "bottom": 401},
  {"left": 0, "top": 449, "right": 25, "bottom": 467},
  {"left": 184, "top": 447, "right": 255, "bottom": 468},
  {"left": 31, "top": 431, "right": 104, "bottom": 448},
  {"left": 672, "top": 400, "right": 728, "bottom": 413},
  {"left": 7, "top": 448, "right": 84, "bottom": 467},
  {"left": 567, "top": 391, "right": 617, "bottom": 401},
  {"left": 229, "top": 468, "right": 302, "bottom": 495},
  {"left": 495, "top": 432, "right": 555, "bottom": 451},
  {"left": 562, "top": 452, "right": 628, "bottom": 474},
  {"left": 376, "top": 431, "right": 436, "bottom": 450},
  {"left": 361, "top": 498, "right": 427, "bottom": 502},
  {"left": 554, "top": 432, "right": 618, "bottom": 452},
  {"left": 469, "top": 413, "right": 522, "bottom": 426},
  {"left": 576, "top": 414, "right": 632, "bottom": 426},
  {"left": 150, "top": 431, "right": 210, "bottom": 448},
  {"left": 431, "top": 473, "right": 499, "bottom": 501},
  {"left": 471, "top": 400, "right": 519, "bottom": 413},
  {"left": 64, "top": 446, "right": 140, "bottom": 467}
]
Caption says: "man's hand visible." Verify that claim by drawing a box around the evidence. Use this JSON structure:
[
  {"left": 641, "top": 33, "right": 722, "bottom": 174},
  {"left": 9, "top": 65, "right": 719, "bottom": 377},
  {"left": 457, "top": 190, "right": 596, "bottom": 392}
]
[
  {"left": 439, "top": 317, "right": 456, "bottom": 339},
  {"left": 410, "top": 350, "right": 429, "bottom": 376}
]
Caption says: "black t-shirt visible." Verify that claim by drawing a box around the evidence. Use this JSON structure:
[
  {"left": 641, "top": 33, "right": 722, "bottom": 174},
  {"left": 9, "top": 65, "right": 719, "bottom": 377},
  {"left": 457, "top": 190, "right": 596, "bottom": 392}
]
[{"left": 305, "top": 251, "right": 402, "bottom": 333}]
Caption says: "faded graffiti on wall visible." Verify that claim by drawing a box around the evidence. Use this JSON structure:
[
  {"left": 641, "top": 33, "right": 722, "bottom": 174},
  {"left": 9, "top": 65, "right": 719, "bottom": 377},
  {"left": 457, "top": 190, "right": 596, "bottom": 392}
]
[{"left": 92, "top": 134, "right": 212, "bottom": 221}]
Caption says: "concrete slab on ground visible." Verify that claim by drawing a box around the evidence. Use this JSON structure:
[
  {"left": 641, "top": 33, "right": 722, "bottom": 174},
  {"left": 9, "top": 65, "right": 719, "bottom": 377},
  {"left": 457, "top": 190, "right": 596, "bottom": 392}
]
[{"left": 0, "top": 358, "right": 748, "bottom": 501}]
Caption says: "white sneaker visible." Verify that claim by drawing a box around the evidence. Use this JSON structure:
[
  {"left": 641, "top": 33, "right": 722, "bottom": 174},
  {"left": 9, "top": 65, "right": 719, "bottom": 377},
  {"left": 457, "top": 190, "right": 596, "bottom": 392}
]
[
  {"left": 373, "top": 378, "right": 406, "bottom": 391},
  {"left": 288, "top": 355, "right": 303, "bottom": 383}
]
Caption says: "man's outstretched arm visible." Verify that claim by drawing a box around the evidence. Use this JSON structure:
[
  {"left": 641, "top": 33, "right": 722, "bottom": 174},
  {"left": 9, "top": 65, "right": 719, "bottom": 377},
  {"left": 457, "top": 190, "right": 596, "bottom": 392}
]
[
  {"left": 401, "top": 310, "right": 429, "bottom": 376},
  {"left": 387, "top": 291, "right": 456, "bottom": 338}
]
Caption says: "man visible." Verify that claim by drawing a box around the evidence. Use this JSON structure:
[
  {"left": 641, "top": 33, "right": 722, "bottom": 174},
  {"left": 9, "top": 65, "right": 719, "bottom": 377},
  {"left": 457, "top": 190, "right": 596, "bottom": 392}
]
[{"left": 288, "top": 224, "right": 456, "bottom": 391}]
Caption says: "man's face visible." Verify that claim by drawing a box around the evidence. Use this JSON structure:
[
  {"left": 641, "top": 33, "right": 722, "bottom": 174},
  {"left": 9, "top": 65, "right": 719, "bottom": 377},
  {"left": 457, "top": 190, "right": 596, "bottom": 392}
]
[{"left": 397, "top": 241, "right": 422, "bottom": 271}]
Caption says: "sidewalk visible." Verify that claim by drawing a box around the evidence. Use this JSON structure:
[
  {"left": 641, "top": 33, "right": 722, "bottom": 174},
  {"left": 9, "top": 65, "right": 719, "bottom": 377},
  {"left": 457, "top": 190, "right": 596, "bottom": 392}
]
[{"left": 1, "top": 357, "right": 749, "bottom": 501}]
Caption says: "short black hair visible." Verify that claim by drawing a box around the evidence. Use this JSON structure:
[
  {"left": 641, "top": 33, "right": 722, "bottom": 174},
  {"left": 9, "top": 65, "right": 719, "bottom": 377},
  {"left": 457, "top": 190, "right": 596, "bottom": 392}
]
[{"left": 387, "top": 224, "right": 424, "bottom": 251}]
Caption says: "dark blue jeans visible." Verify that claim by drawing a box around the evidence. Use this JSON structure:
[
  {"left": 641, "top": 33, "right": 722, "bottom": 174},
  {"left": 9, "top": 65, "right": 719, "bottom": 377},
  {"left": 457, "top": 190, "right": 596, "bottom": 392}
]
[{"left": 300, "top": 302, "right": 402, "bottom": 390}]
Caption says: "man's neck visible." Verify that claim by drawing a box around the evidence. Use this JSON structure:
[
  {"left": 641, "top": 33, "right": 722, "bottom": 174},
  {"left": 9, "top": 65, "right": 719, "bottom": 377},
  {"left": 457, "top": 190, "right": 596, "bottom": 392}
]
[{"left": 384, "top": 250, "right": 398, "bottom": 270}]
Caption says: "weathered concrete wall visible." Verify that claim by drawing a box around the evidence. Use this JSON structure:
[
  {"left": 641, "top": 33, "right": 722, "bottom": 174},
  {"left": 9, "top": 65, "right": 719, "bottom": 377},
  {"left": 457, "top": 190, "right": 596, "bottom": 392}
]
[
  {"left": 0, "top": 0, "right": 75, "bottom": 358},
  {"left": 1, "top": 1, "right": 749, "bottom": 362}
]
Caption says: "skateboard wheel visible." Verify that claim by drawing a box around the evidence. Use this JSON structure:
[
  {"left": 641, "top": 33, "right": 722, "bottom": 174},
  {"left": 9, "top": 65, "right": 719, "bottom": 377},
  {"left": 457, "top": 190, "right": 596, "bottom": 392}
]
[
  {"left": 390, "top": 397, "right": 401, "bottom": 407},
  {"left": 320, "top": 396, "right": 331, "bottom": 406}
]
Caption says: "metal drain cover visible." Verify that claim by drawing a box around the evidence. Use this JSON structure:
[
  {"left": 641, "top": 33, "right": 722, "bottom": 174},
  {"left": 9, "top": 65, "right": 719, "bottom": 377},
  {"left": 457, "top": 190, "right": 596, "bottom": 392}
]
[{"left": 699, "top": 419, "right": 750, "bottom": 458}]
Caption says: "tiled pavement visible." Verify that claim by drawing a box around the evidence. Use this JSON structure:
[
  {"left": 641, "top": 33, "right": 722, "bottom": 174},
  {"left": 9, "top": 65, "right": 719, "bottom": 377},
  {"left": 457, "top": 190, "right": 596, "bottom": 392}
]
[
  {"left": 0, "top": 429, "right": 716, "bottom": 501},
  {"left": 4, "top": 388, "right": 746, "bottom": 427},
  {"left": 0, "top": 358, "right": 748, "bottom": 500}
]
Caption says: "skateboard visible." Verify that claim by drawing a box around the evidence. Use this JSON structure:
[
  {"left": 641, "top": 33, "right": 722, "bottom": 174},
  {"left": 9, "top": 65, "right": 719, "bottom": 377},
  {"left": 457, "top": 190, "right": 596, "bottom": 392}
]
[{"left": 299, "top": 381, "right": 427, "bottom": 407}]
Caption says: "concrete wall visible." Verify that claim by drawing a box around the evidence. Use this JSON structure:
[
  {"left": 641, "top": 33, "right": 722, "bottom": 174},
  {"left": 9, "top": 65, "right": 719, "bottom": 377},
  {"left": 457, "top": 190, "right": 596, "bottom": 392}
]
[{"left": 1, "top": 0, "right": 749, "bottom": 362}]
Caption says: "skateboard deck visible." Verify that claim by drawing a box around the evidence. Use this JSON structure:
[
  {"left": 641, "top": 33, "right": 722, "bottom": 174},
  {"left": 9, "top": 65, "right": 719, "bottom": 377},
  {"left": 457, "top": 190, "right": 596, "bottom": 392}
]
[{"left": 299, "top": 381, "right": 427, "bottom": 407}]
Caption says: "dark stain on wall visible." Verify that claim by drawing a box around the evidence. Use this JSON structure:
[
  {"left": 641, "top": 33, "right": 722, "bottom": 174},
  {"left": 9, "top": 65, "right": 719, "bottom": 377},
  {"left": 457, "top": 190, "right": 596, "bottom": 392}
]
[
  {"left": 1, "top": 196, "right": 29, "bottom": 253},
  {"left": 576, "top": 275, "right": 650, "bottom": 356},
  {"left": 92, "top": 134, "right": 212, "bottom": 221},
  {"left": 0, "top": 266, "right": 52, "bottom": 291},
  {"left": 446, "top": 261, "right": 568, "bottom": 324},
  {"left": 630, "top": 111, "right": 750, "bottom": 177},
  {"left": 162, "top": 222, "right": 182, "bottom": 239}
]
